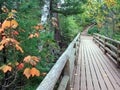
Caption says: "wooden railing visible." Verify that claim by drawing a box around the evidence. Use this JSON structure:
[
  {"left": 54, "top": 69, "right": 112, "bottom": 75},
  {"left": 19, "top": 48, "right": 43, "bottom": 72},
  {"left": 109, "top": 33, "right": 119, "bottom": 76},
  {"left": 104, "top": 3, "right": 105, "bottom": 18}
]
[
  {"left": 93, "top": 33, "right": 120, "bottom": 67},
  {"left": 36, "top": 33, "right": 81, "bottom": 90}
]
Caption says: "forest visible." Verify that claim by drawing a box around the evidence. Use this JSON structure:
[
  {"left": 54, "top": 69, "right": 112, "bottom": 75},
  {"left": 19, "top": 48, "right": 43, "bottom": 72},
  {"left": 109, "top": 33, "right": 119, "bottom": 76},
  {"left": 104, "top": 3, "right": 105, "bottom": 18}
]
[{"left": 0, "top": 0, "right": 120, "bottom": 90}]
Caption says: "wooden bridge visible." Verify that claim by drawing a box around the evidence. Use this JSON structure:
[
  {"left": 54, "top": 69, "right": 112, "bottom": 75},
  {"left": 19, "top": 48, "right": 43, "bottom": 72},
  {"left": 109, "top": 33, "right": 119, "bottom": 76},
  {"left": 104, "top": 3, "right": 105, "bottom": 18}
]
[{"left": 36, "top": 32, "right": 120, "bottom": 90}]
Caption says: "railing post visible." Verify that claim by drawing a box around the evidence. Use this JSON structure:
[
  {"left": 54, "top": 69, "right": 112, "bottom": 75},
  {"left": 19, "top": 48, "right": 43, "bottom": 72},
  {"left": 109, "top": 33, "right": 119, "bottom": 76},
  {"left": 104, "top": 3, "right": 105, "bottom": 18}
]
[
  {"left": 117, "top": 44, "right": 120, "bottom": 68},
  {"left": 93, "top": 34, "right": 95, "bottom": 42},
  {"left": 104, "top": 38, "right": 107, "bottom": 54},
  {"left": 98, "top": 35, "right": 100, "bottom": 48}
]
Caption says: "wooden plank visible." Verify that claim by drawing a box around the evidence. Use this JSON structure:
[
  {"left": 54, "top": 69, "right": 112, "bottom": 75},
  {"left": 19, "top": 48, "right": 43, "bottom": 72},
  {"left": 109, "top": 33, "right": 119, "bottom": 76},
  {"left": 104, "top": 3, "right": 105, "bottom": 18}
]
[
  {"left": 84, "top": 41, "right": 94, "bottom": 90},
  {"left": 73, "top": 44, "right": 81, "bottom": 90},
  {"left": 58, "top": 75, "right": 69, "bottom": 90},
  {"left": 90, "top": 44, "right": 115, "bottom": 90},
  {"left": 80, "top": 40, "right": 87, "bottom": 90},
  {"left": 72, "top": 35, "right": 120, "bottom": 90},
  {"left": 94, "top": 38, "right": 120, "bottom": 80},
  {"left": 91, "top": 45, "right": 120, "bottom": 90},
  {"left": 85, "top": 41, "right": 101, "bottom": 90},
  {"left": 94, "top": 44, "right": 120, "bottom": 81},
  {"left": 93, "top": 45, "right": 120, "bottom": 89},
  {"left": 86, "top": 40, "right": 108, "bottom": 90}
]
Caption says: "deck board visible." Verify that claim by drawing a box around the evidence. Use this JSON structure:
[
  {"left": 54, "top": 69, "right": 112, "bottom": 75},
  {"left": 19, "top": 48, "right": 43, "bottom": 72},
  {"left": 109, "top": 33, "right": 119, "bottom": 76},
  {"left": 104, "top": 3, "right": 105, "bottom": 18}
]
[{"left": 73, "top": 36, "right": 120, "bottom": 90}]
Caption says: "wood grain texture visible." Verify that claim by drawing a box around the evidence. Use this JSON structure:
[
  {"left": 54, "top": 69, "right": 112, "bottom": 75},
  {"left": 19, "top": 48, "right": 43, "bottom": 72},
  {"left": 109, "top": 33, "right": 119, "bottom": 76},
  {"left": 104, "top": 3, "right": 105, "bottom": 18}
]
[{"left": 73, "top": 36, "right": 120, "bottom": 90}]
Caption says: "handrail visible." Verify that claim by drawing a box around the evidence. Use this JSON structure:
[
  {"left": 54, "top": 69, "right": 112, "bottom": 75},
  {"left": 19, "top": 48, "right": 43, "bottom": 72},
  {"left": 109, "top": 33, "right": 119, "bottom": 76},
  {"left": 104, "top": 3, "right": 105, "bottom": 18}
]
[
  {"left": 36, "top": 33, "right": 81, "bottom": 90},
  {"left": 93, "top": 33, "right": 120, "bottom": 67}
]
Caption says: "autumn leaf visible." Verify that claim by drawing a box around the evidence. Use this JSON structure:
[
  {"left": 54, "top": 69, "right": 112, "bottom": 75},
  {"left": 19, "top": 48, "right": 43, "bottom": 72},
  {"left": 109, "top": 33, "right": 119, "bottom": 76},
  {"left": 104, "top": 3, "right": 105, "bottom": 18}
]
[
  {"left": 11, "top": 20, "right": 18, "bottom": 28},
  {"left": 30, "top": 60, "right": 37, "bottom": 66},
  {"left": 31, "top": 56, "right": 39, "bottom": 62},
  {"left": 34, "top": 24, "right": 44, "bottom": 30},
  {"left": 0, "top": 39, "right": 9, "bottom": 45},
  {"left": 23, "top": 68, "right": 31, "bottom": 79},
  {"left": 15, "top": 44, "right": 24, "bottom": 53},
  {"left": 2, "top": 36, "right": 6, "bottom": 40},
  {"left": 28, "top": 34, "right": 34, "bottom": 39},
  {"left": 0, "top": 45, "right": 4, "bottom": 50},
  {"left": 34, "top": 26, "right": 39, "bottom": 30},
  {"left": 2, "top": 20, "right": 11, "bottom": 29},
  {"left": 0, "top": 38, "right": 20, "bottom": 48},
  {"left": 17, "top": 63, "right": 24, "bottom": 70},
  {"left": 10, "top": 38, "right": 19, "bottom": 44},
  {"left": 1, "top": 65, "right": 12, "bottom": 73},
  {"left": 24, "top": 56, "right": 39, "bottom": 63},
  {"left": 24, "top": 55, "right": 31, "bottom": 63},
  {"left": 38, "top": 24, "right": 44, "bottom": 30},
  {"left": 30, "top": 67, "right": 40, "bottom": 77},
  {"left": 11, "top": 10, "right": 17, "bottom": 13},
  {"left": 24, "top": 56, "right": 40, "bottom": 66},
  {"left": 12, "top": 31, "right": 19, "bottom": 35},
  {"left": 2, "top": 19, "right": 18, "bottom": 29}
]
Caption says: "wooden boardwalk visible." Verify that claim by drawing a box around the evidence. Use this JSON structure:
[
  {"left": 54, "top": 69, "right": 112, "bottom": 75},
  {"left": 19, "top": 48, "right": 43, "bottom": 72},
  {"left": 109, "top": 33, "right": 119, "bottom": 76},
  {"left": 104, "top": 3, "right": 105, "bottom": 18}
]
[{"left": 73, "top": 36, "right": 120, "bottom": 90}]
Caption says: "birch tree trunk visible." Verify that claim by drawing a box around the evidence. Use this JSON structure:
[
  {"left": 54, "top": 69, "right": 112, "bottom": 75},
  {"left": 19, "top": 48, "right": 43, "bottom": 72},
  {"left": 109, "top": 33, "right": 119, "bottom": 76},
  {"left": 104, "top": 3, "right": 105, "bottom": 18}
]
[{"left": 40, "top": 0, "right": 50, "bottom": 24}]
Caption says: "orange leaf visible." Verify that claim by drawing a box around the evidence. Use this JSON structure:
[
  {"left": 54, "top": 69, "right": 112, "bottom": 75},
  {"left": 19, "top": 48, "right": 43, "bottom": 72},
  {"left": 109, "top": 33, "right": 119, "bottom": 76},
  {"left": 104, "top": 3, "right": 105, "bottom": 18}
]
[
  {"left": 2, "top": 20, "right": 11, "bottom": 29},
  {"left": 30, "top": 67, "right": 40, "bottom": 77},
  {"left": 11, "top": 20, "right": 18, "bottom": 28},
  {"left": 23, "top": 68, "right": 31, "bottom": 79},
  {"left": 10, "top": 38, "right": 19, "bottom": 44},
  {"left": 15, "top": 44, "right": 24, "bottom": 53},
  {"left": 0, "top": 45, "right": 4, "bottom": 50},
  {"left": 0, "top": 39, "right": 9, "bottom": 45},
  {"left": 2, "top": 65, "right": 12, "bottom": 73},
  {"left": 12, "top": 31, "right": 19, "bottom": 35},
  {"left": 31, "top": 56, "right": 39, "bottom": 62},
  {"left": 24, "top": 56, "right": 39, "bottom": 66},
  {"left": 38, "top": 24, "right": 44, "bottom": 30},
  {"left": 28, "top": 34, "right": 34, "bottom": 39},
  {"left": 2, "top": 20, "right": 18, "bottom": 29},
  {"left": 24, "top": 55, "right": 31, "bottom": 63},
  {"left": 35, "top": 26, "right": 39, "bottom": 30},
  {"left": 11, "top": 10, "right": 17, "bottom": 13},
  {"left": 2, "top": 36, "right": 6, "bottom": 40}
]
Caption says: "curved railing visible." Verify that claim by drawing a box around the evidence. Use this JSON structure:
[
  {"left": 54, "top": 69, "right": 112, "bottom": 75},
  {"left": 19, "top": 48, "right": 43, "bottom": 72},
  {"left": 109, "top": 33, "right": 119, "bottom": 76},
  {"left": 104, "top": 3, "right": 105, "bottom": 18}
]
[
  {"left": 37, "top": 33, "right": 81, "bottom": 90},
  {"left": 93, "top": 33, "right": 120, "bottom": 67}
]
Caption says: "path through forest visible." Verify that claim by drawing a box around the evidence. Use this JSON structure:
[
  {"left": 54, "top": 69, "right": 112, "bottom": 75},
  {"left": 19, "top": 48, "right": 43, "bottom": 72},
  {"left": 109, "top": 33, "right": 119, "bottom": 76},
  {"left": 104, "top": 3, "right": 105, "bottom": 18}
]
[{"left": 81, "top": 25, "right": 94, "bottom": 36}]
